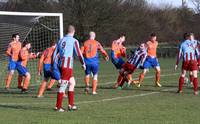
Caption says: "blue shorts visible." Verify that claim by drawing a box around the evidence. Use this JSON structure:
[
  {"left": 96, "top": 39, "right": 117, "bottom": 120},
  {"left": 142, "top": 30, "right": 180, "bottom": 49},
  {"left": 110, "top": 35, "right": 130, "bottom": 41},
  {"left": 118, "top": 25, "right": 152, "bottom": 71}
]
[
  {"left": 85, "top": 63, "right": 99, "bottom": 75},
  {"left": 51, "top": 63, "right": 61, "bottom": 80},
  {"left": 8, "top": 59, "right": 17, "bottom": 71},
  {"left": 16, "top": 64, "right": 28, "bottom": 76},
  {"left": 111, "top": 51, "right": 125, "bottom": 69},
  {"left": 43, "top": 64, "right": 52, "bottom": 79},
  {"left": 143, "top": 56, "right": 160, "bottom": 69},
  {"left": 111, "top": 57, "right": 125, "bottom": 69}
]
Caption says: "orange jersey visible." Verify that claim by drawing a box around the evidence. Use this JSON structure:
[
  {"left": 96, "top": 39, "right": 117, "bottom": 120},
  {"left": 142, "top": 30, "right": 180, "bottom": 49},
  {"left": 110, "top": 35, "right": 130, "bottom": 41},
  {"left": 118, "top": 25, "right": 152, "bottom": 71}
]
[
  {"left": 81, "top": 40, "right": 108, "bottom": 58},
  {"left": 6, "top": 41, "right": 21, "bottom": 61},
  {"left": 146, "top": 41, "right": 158, "bottom": 57},
  {"left": 111, "top": 40, "right": 126, "bottom": 58},
  {"left": 19, "top": 47, "right": 36, "bottom": 67},
  {"left": 38, "top": 47, "right": 55, "bottom": 72}
]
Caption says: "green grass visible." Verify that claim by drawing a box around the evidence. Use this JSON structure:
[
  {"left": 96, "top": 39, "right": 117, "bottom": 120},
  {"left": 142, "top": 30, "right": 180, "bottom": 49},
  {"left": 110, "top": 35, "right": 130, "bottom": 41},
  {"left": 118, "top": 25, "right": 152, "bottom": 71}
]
[{"left": 0, "top": 58, "right": 200, "bottom": 124}]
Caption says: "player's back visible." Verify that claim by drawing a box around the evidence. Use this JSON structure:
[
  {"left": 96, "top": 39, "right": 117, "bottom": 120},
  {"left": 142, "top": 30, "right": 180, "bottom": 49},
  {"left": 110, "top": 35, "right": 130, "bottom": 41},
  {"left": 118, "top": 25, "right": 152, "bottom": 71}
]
[
  {"left": 82, "top": 40, "right": 99, "bottom": 58},
  {"left": 181, "top": 40, "right": 198, "bottom": 61},
  {"left": 43, "top": 47, "right": 55, "bottom": 64},
  {"left": 128, "top": 48, "right": 147, "bottom": 66},
  {"left": 57, "top": 35, "right": 77, "bottom": 68},
  {"left": 146, "top": 41, "right": 158, "bottom": 57},
  {"left": 82, "top": 40, "right": 100, "bottom": 65},
  {"left": 111, "top": 40, "right": 125, "bottom": 58}
]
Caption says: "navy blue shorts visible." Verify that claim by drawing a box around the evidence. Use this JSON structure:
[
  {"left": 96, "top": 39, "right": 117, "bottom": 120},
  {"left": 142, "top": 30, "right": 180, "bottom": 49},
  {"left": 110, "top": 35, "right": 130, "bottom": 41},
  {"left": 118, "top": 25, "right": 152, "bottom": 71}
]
[
  {"left": 85, "top": 63, "right": 99, "bottom": 75},
  {"left": 143, "top": 56, "right": 160, "bottom": 69}
]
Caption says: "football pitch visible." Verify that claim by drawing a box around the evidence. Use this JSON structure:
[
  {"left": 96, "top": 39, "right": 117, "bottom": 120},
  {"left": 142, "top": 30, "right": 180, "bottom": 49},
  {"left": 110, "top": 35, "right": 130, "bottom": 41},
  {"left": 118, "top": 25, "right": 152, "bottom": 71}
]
[{"left": 0, "top": 58, "right": 200, "bottom": 124}]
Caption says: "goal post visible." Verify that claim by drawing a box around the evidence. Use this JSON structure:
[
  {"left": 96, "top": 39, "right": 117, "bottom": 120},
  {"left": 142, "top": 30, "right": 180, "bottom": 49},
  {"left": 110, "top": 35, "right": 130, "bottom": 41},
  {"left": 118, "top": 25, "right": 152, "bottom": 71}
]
[{"left": 0, "top": 11, "right": 63, "bottom": 88}]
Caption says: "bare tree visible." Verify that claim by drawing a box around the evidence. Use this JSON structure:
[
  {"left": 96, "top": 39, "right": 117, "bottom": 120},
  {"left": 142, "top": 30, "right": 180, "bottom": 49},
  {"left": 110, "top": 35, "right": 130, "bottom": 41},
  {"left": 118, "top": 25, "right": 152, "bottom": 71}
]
[{"left": 191, "top": 0, "right": 200, "bottom": 13}]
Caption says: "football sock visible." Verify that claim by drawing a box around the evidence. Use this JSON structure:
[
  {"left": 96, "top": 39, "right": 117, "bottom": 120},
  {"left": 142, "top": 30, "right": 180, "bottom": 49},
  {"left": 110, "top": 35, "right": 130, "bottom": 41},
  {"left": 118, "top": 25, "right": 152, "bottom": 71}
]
[
  {"left": 56, "top": 92, "right": 64, "bottom": 109},
  {"left": 18, "top": 75, "right": 23, "bottom": 88},
  {"left": 85, "top": 76, "right": 90, "bottom": 87},
  {"left": 179, "top": 76, "right": 184, "bottom": 91},
  {"left": 92, "top": 79, "right": 97, "bottom": 93},
  {"left": 119, "top": 78, "right": 126, "bottom": 87},
  {"left": 193, "top": 78, "right": 198, "bottom": 92},
  {"left": 38, "top": 81, "right": 47, "bottom": 96},
  {"left": 139, "top": 73, "right": 145, "bottom": 83},
  {"left": 23, "top": 76, "right": 30, "bottom": 89},
  {"left": 117, "top": 75, "right": 123, "bottom": 85},
  {"left": 68, "top": 91, "right": 74, "bottom": 106},
  {"left": 47, "top": 79, "right": 56, "bottom": 89},
  {"left": 156, "top": 71, "right": 160, "bottom": 82},
  {"left": 6, "top": 73, "right": 13, "bottom": 88}
]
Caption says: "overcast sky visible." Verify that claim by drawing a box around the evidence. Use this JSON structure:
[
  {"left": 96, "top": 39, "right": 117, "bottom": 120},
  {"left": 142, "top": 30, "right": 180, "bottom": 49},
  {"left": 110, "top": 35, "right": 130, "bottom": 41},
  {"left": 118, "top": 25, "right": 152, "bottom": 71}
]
[
  {"left": 0, "top": 0, "right": 196, "bottom": 9},
  {"left": 148, "top": 0, "right": 195, "bottom": 8}
]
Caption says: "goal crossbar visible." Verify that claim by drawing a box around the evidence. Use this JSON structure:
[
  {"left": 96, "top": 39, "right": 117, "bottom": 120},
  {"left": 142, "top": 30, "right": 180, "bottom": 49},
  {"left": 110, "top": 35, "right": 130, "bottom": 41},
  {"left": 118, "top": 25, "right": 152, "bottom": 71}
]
[{"left": 0, "top": 11, "right": 63, "bottom": 38}]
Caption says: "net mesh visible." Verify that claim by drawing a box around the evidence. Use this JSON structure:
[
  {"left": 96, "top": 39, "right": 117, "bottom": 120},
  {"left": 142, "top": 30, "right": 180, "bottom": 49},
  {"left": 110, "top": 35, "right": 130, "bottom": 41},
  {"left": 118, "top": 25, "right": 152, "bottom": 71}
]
[{"left": 0, "top": 14, "right": 60, "bottom": 88}]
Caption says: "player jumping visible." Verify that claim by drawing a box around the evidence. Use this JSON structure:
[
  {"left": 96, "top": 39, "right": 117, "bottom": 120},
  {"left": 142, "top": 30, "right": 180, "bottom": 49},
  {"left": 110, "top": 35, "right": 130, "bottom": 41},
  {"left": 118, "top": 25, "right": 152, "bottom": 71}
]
[
  {"left": 175, "top": 33, "right": 199, "bottom": 95},
  {"left": 54, "top": 25, "right": 86, "bottom": 112},
  {"left": 81, "top": 31, "right": 109, "bottom": 95}
]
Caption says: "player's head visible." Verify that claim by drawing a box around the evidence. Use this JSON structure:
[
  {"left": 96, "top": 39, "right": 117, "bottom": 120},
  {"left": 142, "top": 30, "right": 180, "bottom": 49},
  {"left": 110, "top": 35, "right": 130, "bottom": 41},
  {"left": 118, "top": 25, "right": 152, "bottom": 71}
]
[
  {"left": 190, "top": 32, "right": 195, "bottom": 40},
  {"left": 150, "top": 33, "right": 157, "bottom": 41},
  {"left": 12, "top": 33, "right": 20, "bottom": 42},
  {"left": 50, "top": 39, "right": 56, "bottom": 48},
  {"left": 23, "top": 40, "right": 31, "bottom": 49},
  {"left": 67, "top": 25, "right": 75, "bottom": 35},
  {"left": 118, "top": 33, "right": 126, "bottom": 43},
  {"left": 139, "top": 43, "right": 146, "bottom": 50},
  {"left": 183, "top": 33, "right": 191, "bottom": 40},
  {"left": 89, "top": 31, "right": 96, "bottom": 40}
]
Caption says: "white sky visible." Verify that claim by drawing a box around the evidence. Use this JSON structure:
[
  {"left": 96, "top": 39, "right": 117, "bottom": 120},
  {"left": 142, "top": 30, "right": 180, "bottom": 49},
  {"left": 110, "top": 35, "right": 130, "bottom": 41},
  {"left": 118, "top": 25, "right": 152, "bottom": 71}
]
[
  {"left": 0, "top": 0, "right": 196, "bottom": 9},
  {"left": 148, "top": 0, "right": 195, "bottom": 8}
]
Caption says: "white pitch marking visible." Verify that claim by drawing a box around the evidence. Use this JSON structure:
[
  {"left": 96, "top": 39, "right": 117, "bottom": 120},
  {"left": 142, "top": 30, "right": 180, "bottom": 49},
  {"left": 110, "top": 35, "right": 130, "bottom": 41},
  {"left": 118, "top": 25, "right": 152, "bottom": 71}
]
[
  {"left": 0, "top": 88, "right": 177, "bottom": 106},
  {"left": 0, "top": 73, "right": 179, "bottom": 106},
  {"left": 76, "top": 88, "right": 177, "bottom": 105},
  {"left": 76, "top": 92, "right": 160, "bottom": 104}
]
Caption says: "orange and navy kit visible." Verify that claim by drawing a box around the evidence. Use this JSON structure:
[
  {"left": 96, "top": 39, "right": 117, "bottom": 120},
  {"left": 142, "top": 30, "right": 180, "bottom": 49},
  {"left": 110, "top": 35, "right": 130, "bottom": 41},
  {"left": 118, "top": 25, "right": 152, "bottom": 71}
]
[
  {"left": 81, "top": 39, "right": 108, "bottom": 75},
  {"left": 111, "top": 40, "right": 126, "bottom": 69},
  {"left": 143, "top": 41, "right": 160, "bottom": 69},
  {"left": 16, "top": 47, "right": 37, "bottom": 76},
  {"left": 38, "top": 46, "right": 60, "bottom": 79},
  {"left": 6, "top": 41, "right": 21, "bottom": 71}
]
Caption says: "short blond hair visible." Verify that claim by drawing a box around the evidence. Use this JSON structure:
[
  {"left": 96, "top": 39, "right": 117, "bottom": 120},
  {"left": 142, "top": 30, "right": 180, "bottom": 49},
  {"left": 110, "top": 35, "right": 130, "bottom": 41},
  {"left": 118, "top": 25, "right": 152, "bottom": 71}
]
[{"left": 68, "top": 25, "right": 75, "bottom": 33}]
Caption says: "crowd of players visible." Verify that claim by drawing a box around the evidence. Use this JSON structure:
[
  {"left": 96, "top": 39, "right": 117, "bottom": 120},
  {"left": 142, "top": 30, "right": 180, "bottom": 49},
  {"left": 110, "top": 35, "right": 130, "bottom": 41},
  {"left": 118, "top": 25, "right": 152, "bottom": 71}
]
[{"left": 4, "top": 25, "right": 199, "bottom": 112}]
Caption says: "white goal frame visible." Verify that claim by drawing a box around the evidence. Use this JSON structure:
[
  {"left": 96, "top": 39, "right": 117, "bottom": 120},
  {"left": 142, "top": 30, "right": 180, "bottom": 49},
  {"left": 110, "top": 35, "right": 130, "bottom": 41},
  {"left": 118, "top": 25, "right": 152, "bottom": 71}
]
[{"left": 0, "top": 11, "right": 64, "bottom": 39}]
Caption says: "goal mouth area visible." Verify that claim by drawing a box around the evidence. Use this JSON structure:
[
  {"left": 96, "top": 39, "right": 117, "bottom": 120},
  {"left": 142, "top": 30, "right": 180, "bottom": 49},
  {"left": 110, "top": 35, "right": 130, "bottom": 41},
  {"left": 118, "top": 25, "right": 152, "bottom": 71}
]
[{"left": 0, "top": 11, "right": 63, "bottom": 87}]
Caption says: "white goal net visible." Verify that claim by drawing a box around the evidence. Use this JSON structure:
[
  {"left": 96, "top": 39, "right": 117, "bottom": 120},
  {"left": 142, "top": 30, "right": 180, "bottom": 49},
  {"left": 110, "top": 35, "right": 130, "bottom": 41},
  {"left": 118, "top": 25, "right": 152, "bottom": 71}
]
[{"left": 0, "top": 11, "right": 63, "bottom": 89}]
